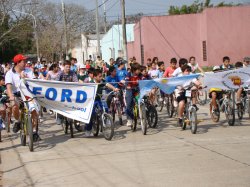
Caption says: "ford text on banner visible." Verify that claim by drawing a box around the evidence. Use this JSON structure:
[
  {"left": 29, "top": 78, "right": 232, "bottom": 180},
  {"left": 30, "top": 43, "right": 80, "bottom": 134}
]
[
  {"left": 19, "top": 79, "right": 98, "bottom": 124},
  {"left": 204, "top": 67, "right": 250, "bottom": 90},
  {"left": 139, "top": 74, "right": 200, "bottom": 101}
]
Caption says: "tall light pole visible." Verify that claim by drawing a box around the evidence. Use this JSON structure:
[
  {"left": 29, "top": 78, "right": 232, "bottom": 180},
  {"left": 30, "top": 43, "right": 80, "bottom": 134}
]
[
  {"left": 95, "top": 0, "right": 101, "bottom": 57},
  {"left": 12, "top": 9, "right": 40, "bottom": 61},
  {"left": 102, "top": 0, "right": 107, "bottom": 33},
  {"left": 121, "top": 0, "right": 128, "bottom": 60},
  {"left": 61, "top": 0, "right": 69, "bottom": 60}
]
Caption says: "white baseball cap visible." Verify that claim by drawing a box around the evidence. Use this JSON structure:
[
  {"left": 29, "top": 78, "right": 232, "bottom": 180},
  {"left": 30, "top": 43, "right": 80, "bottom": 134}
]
[{"left": 80, "top": 64, "right": 86, "bottom": 69}]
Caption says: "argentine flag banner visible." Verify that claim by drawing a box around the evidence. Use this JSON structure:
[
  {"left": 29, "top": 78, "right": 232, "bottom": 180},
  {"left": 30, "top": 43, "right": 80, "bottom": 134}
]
[{"left": 139, "top": 74, "right": 200, "bottom": 101}]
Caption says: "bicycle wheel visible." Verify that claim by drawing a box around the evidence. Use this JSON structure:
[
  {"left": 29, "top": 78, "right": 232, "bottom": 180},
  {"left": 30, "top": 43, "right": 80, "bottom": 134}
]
[
  {"left": 157, "top": 96, "right": 164, "bottom": 112},
  {"left": 74, "top": 121, "right": 84, "bottom": 132},
  {"left": 210, "top": 101, "right": 220, "bottom": 122},
  {"left": 20, "top": 113, "right": 26, "bottom": 146},
  {"left": 61, "top": 118, "right": 68, "bottom": 134},
  {"left": 132, "top": 105, "right": 138, "bottom": 132},
  {"left": 248, "top": 98, "right": 250, "bottom": 119},
  {"left": 117, "top": 103, "right": 123, "bottom": 126},
  {"left": 5, "top": 110, "right": 10, "bottom": 133},
  {"left": 92, "top": 115, "right": 100, "bottom": 137},
  {"left": 27, "top": 116, "right": 33, "bottom": 152},
  {"left": 147, "top": 105, "right": 158, "bottom": 128},
  {"left": 190, "top": 108, "right": 198, "bottom": 134},
  {"left": 140, "top": 103, "right": 147, "bottom": 135},
  {"left": 68, "top": 119, "right": 74, "bottom": 138},
  {"left": 237, "top": 103, "right": 244, "bottom": 120},
  {"left": 102, "top": 113, "right": 114, "bottom": 140},
  {"left": 225, "top": 102, "right": 235, "bottom": 126}
]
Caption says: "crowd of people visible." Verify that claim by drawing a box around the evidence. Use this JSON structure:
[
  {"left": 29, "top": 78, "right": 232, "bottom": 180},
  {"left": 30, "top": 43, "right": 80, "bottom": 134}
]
[{"left": 0, "top": 54, "right": 249, "bottom": 139}]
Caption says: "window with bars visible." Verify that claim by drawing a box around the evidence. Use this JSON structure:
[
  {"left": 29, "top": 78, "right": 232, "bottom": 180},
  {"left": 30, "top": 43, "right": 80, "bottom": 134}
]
[{"left": 202, "top": 41, "right": 207, "bottom": 61}]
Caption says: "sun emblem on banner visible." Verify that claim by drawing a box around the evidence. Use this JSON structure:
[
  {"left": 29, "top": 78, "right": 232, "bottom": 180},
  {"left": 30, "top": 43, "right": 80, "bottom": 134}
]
[
  {"left": 161, "top": 79, "right": 168, "bottom": 84},
  {"left": 228, "top": 76, "right": 243, "bottom": 86}
]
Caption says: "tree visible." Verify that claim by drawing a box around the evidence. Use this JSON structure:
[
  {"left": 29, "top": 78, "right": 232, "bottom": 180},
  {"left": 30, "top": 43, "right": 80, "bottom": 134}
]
[{"left": 168, "top": 0, "right": 240, "bottom": 15}]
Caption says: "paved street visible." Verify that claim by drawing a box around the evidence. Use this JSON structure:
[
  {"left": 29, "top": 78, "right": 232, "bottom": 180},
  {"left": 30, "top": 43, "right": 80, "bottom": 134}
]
[{"left": 1, "top": 104, "right": 250, "bottom": 187}]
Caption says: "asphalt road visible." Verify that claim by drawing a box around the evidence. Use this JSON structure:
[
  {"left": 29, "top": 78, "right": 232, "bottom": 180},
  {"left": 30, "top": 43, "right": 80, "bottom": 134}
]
[{"left": 0, "top": 103, "right": 250, "bottom": 187}]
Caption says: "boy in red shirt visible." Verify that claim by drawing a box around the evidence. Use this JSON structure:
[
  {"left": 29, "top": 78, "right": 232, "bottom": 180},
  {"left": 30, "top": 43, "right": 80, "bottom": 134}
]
[{"left": 163, "top": 58, "right": 177, "bottom": 78}]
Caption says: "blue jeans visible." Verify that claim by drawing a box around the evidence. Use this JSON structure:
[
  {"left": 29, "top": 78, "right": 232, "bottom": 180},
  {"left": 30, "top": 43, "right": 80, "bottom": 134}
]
[
  {"left": 125, "top": 89, "right": 134, "bottom": 120},
  {"left": 85, "top": 100, "right": 102, "bottom": 131}
]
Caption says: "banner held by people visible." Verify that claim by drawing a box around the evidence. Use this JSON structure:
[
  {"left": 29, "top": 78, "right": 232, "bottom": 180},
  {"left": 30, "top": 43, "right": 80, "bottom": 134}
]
[
  {"left": 19, "top": 79, "right": 98, "bottom": 123},
  {"left": 204, "top": 66, "right": 250, "bottom": 90},
  {"left": 139, "top": 74, "right": 201, "bottom": 101}
]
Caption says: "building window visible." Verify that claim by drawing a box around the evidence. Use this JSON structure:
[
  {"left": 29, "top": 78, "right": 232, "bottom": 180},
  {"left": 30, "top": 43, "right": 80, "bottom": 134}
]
[{"left": 202, "top": 41, "right": 207, "bottom": 61}]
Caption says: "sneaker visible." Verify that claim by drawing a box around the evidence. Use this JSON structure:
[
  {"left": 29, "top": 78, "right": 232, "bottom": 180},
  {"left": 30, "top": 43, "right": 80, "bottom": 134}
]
[
  {"left": 178, "top": 118, "right": 183, "bottom": 127},
  {"left": 33, "top": 132, "right": 41, "bottom": 142},
  {"left": 13, "top": 121, "right": 21, "bottom": 133},
  {"left": 126, "top": 119, "right": 132, "bottom": 127},
  {"left": 193, "top": 104, "right": 199, "bottom": 111},
  {"left": 43, "top": 107, "right": 47, "bottom": 113},
  {"left": 49, "top": 111, "right": 53, "bottom": 115},
  {"left": 159, "top": 98, "right": 163, "bottom": 102},
  {"left": 2, "top": 122, "right": 5, "bottom": 130},
  {"left": 84, "top": 130, "right": 92, "bottom": 137},
  {"left": 56, "top": 118, "right": 62, "bottom": 125}
]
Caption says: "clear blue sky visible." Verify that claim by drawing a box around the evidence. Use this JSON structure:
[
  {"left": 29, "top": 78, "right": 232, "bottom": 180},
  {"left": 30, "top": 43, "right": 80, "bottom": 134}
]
[{"left": 50, "top": 0, "right": 249, "bottom": 19}]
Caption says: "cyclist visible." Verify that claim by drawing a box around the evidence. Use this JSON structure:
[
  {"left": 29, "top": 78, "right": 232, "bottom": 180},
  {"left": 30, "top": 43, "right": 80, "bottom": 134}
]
[
  {"left": 5, "top": 54, "right": 40, "bottom": 141},
  {"left": 116, "top": 61, "right": 127, "bottom": 82},
  {"left": 188, "top": 56, "right": 204, "bottom": 74},
  {"left": 220, "top": 56, "right": 234, "bottom": 70},
  {"left": 77, "top": 64, "right": 88, "bottom": 83},
  {"left": 85, "top": 69, "right": 119, "bottom": 137},
  {"left": 234, "top": 62, "right": 244, "bottom": 106},
  {"left": 172, "top": 58, "right": 188, "bottom": 77},
  {"left": 84, "top": 67, "right": 95, "bottom": 83},
  {"left": 209, "top": 66, "right": 224, "bottom": 115},
  {"left": 163, "top": 58, "right": 177, "bottom": 78},
  {"left": 125, "top": 63, "right": 141, "bottom": 127},
  {"left": 141, "top": 66, "right": 150, "bottom": 80},
  {"left": 56, "top": 60, "right": 78, "bottom": 125},
  {"left": 176, "top": 63, "right": 202, "bottom": 126},
  {"left": 105, "top": 66, "right": 121, "bottom": 109}
]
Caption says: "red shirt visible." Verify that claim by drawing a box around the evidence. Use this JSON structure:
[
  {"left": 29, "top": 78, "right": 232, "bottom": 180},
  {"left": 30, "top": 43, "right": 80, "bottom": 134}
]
[
  {"left": 126, "top": 73, "right": 141, "bottom": 89},
  {"left": 164, "top": 67, "right": 176, "bottom": 78}
]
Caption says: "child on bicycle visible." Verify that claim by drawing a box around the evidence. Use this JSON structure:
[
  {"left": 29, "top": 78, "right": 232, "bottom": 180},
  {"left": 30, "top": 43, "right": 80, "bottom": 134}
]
[
  {"left": 176, "top": 63, "right": 202, "bottom": 126},
  {"left": 125, "top": 63, "right": 141, "bottom": 127},
  {"left": 164, "top": 58, "right": 177, "bottom": 78},
  {"left": 85, "top": 69, "right": 119, "bottom": 137}
]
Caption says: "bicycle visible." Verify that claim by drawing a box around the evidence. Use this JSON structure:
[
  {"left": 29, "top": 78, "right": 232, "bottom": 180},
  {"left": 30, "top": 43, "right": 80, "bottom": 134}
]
[
  {"left": 109, "top": 90, "right": 124, "bottom": 126},
  {"left": 210, "top": 90, "right": 235, "bottom": 126},
  {"left": 19, "top": 96, "right": 42, "bottom": 152},
  {"left": 182, "top": 88, "right": 200, "bottom": 134},
  {"left": 158, "top": 93, "right": 175, "bottom": 118},
  {"left": 131, "top": 94, "right": 148, "bottom": 135},
  {"left": 142, "top": 95, "right": 158, "bottom": 129},
  {"left": 91, "top": 93, "right": 115, "bottom": 141},
  {"left": 237, "top": 85, "right": 250, "bottom": 120}
]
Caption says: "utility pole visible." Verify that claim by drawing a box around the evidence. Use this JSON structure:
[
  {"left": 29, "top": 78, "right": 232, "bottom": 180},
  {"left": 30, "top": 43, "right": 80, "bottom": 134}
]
[
  {"left": 61, "top": 0, "right": 68, "bottom": 60},
  {"left": 102, "top": 0, "right": 107, "bottom": 33},
  {"left": 121, "top": 0, "right": 128, "bottom": 60},
  {"left": 95, "top": 0, "right": 101, "bottom": 56}
]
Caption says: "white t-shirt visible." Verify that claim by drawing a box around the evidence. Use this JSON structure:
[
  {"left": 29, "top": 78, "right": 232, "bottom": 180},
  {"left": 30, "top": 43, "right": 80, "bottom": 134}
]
[
  {"left": 172, "top": 67, "right": 182, "bottom": 77},
  {"left": 188, "top": 63, "right": 199, "bottom": 73},
  {"left": 148, "top": 69, "right": 159, "bottom": 78},
  {"left": 5, "top": 67, "right": 34, "bottom": 93}
]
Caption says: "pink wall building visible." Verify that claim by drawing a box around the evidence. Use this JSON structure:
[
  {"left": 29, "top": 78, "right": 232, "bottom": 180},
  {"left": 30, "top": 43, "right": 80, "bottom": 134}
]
[{"left": 127, "top": 6, "right": 250, "bottom": 66}]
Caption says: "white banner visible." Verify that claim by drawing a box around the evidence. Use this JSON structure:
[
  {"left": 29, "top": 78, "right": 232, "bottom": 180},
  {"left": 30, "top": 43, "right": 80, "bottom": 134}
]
[
  {"left": 204, "top": 66, "right": 250, "bottom": 90},
  {"left": 19, "top": 79, "right": 98, "bottom": 123}
]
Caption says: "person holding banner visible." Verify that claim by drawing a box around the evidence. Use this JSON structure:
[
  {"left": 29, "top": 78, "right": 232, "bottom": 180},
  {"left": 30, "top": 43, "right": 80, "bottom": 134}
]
[
  {"left": 176, "top": 64, "right": 202, "bottom": 126},
  {"left": 56, "top": 60, "right": 78, "bottom": 125},
  {"left": 84, "top": 69, "right": 119, "bottom": 137},
  {"left": 5, "top": 54, "right": 40, "bottom": 141}
]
